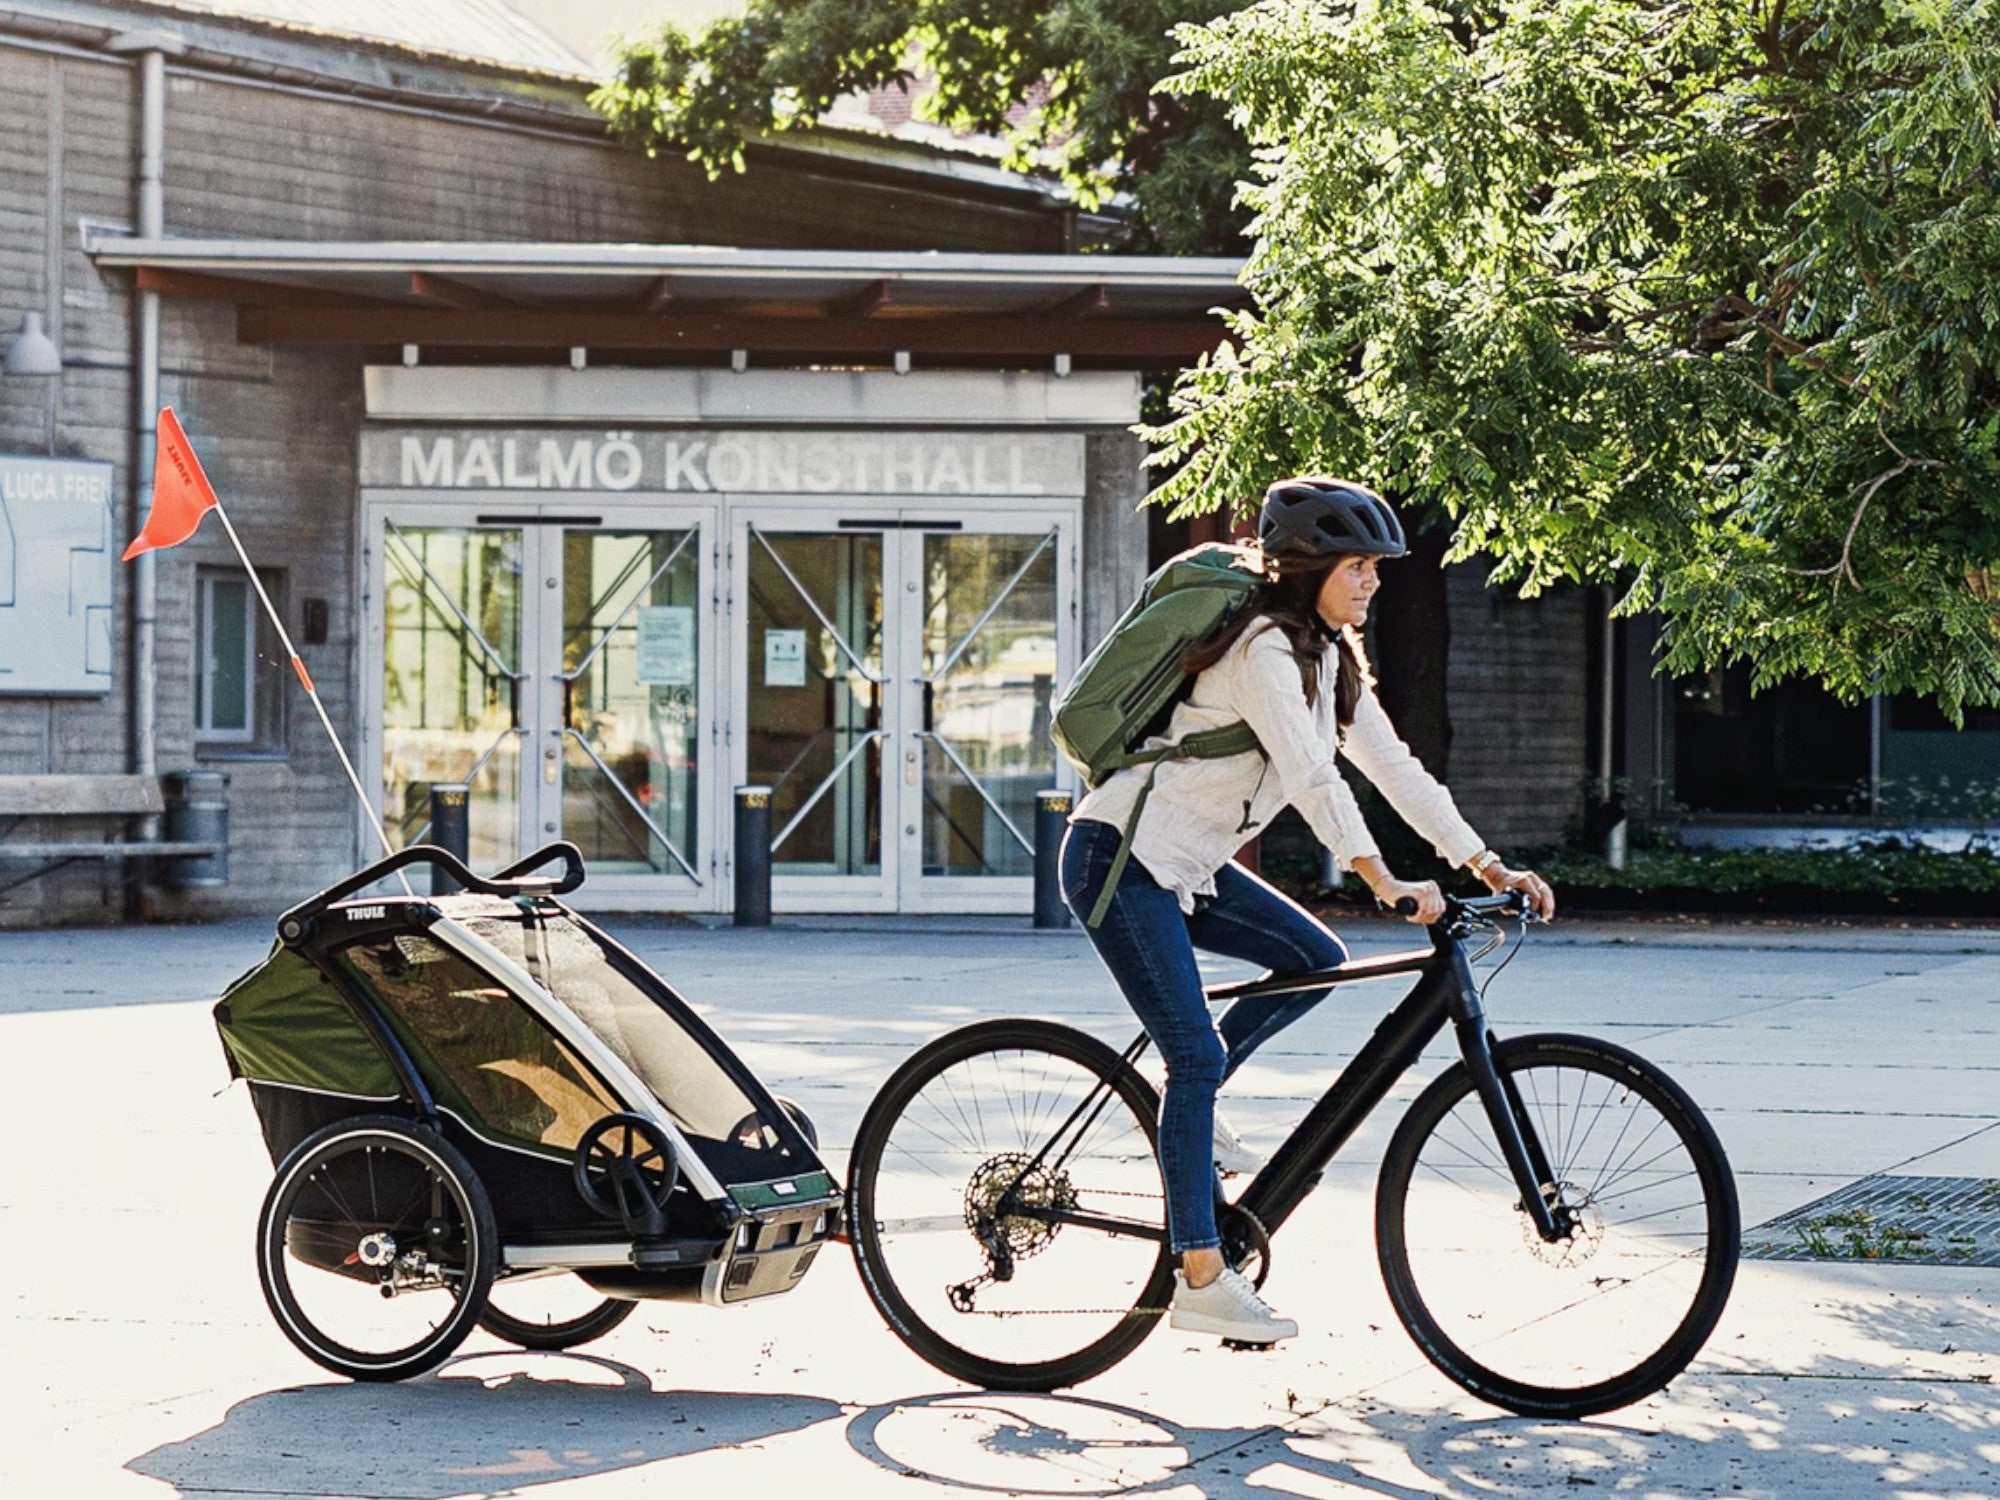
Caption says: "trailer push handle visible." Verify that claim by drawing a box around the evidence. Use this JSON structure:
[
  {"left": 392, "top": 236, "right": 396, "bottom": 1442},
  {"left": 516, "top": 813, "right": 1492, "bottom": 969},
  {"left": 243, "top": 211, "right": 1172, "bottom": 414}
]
[{"left": 278, "top": 840, "right": 587, "bottom": 939}]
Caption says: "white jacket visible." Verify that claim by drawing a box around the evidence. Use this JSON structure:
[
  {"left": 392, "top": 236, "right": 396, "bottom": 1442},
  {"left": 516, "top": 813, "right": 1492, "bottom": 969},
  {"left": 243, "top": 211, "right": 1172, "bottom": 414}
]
[{"left": 1072, "top": 619, "right": 1486, "bottom": 912}]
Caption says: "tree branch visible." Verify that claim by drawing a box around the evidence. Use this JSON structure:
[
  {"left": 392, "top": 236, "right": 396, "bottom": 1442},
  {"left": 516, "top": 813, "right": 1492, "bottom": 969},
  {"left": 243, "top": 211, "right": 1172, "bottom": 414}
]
[{"left": 1785, "top": 456, "right": 1943, "bottom": 596}]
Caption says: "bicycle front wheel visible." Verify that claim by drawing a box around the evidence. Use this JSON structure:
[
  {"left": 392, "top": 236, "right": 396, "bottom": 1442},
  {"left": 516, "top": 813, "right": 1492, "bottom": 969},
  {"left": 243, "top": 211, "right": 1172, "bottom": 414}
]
[
  {"left": 847, "top": 1019, "right": 1175, "bottom": 1391},
  {"left": 1377, "top": 1034, "right": 1739, "bottom": 1418}
]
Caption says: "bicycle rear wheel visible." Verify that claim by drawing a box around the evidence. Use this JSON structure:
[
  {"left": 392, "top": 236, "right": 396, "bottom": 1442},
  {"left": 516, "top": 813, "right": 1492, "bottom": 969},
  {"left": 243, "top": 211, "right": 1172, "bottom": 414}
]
[
  {"left": 1377, "top": 1034, "right": 1739, "bottom": 1418},
  {"left": 846, "top": 1019, "right": 1174, "bottom": 1391}
]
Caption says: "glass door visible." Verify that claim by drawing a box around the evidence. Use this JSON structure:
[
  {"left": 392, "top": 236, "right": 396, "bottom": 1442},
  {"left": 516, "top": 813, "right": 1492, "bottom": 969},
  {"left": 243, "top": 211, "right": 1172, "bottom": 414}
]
[
  {"left": 544, "top": 515, "right": 712, "bottom": 894},
  {"left": 376, "top": 516, "right": 528, "bottom": 868},
  {"left": 736, "top": 513, "right": 892, "bottom": 910},
  {"left": 369, "top": 503, "right": 719, "bottom": 907},
  {"left": 730, "top": 506, "right": 1073, "bottom": 915},
  {"left": 898, "top": 514, "right": 1072, "bottom": 913}
]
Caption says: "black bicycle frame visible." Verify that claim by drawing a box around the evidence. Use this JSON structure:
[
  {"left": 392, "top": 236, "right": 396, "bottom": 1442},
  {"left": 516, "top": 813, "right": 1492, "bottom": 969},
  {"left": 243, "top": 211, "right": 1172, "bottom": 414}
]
[
  {"left": 1010, "top": 900, "right": 1568, "bottom": 1248},
  {"left": 1216, "top": 919, "right": 1563, "bottom": 1242}
]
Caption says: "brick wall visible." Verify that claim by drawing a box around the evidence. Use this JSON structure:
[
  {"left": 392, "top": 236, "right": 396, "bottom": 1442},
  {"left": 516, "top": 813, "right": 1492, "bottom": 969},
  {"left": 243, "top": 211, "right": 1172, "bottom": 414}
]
[{"left": 1444, "top": 564, "right": 1590, "bottom": 851}]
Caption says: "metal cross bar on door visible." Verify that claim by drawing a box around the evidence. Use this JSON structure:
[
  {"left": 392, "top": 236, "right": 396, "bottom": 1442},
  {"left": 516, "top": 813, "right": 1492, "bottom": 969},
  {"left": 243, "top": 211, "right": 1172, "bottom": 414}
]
[
  {"left": 400, "top": 730, "right": 518, "bottom": 844},
  {"left": 749, "top": 525, "right": 883, "bottom": 684},
  {"left": 561, "top": 529, "right": 699, "bottom": 685},
  {"left": 559, "top": 727, "right": 702, "bottom": 883},
  {"left": 384, "top": 520, "right": 522, "bottom": 685},
  {"left": 923, "top": 529, "right": 1056, "bottom": 683},
  {"left": 771, "top": 728, "right": 887, "bottom": 855},
  {"left": 918, "top": 730, "right": 1035, "bottom": 856}
]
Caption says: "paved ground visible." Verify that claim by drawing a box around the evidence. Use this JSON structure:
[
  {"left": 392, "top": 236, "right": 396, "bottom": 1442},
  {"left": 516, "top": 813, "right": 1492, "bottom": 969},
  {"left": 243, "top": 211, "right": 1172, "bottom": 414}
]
[{"left": 7, "top": 911, "right": 2000, "bottom": 1498}]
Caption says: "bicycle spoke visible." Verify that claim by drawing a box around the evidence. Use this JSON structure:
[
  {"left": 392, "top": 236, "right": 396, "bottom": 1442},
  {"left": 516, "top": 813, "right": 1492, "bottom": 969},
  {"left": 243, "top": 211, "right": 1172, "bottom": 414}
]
[
  {"left": 1384, "top": 1041, "right": 1734, "bottom": 1414},
  {"left": 851, "top": 1025, "right": 1173, "bottom": 1385}
]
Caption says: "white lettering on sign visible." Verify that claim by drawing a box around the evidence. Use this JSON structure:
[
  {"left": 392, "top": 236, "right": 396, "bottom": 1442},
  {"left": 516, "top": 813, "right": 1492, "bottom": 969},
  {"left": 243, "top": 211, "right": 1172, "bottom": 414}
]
[
  {"left": 596, "top": 434, "right": 642, "bottom": 490},
  {"left": 540, "top": 438, "right": 591, "bottom": 489},
  {"left": 403, "top": 437, "right": 454, "bottom": 487},
  {"left": 457, "top": 439, "right": 501, "bottom": 488},
  {"left": 0, "top": 465, "right": 114, "bottom": 507},
  {"left": 382, "top": 431, "right": 1078, "bottom": 496},
  {"left": 663, "top": 440, "right": 710, "bottom": 491}
]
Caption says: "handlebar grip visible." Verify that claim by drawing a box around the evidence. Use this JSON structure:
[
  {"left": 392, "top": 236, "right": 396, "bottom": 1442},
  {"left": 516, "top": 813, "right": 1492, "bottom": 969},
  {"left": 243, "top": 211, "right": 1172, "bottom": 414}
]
[{"left": 1393, "top": 896, "right": 1419, "bottom": 917}]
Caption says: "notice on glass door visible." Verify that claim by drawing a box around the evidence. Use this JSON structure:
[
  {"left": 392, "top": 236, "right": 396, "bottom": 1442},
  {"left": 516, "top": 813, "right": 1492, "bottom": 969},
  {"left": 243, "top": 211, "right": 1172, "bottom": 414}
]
[
  {"left": 636, "top": 606, "right": 696, "bottom": 686},
  {"left": 764, "top": 628, "right": 808, "bottom": 688}
]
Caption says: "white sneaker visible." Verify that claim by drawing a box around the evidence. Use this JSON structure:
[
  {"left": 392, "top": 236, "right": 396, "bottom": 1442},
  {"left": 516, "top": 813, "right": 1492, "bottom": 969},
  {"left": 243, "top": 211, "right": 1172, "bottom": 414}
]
[
  {"left": 1170, "top": 1267, "right": 1299, "bottom": 1344},
  {"left": 1212, "top": 1109, "right": 1265, "bottom": 1175}
]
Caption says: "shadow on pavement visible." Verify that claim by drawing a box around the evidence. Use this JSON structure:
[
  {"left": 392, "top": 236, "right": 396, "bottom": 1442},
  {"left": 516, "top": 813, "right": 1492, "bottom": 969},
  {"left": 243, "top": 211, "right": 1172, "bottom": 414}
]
[
  {"left": 845, "top": 1390, "right": 1437, "bottom": 1497},
  {"left": 838, "top": 1270, "right": 2000, "bottom": 1497},
  {"left": 126, "top": 1352, "right": 842, "bottom": 1498}
]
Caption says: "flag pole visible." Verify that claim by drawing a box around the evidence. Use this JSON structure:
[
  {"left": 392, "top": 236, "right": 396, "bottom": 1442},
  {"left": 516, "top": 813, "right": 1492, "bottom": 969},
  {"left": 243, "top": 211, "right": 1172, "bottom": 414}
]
[{"left": 207, "top": 504, "right": 414, "bottom": 894}]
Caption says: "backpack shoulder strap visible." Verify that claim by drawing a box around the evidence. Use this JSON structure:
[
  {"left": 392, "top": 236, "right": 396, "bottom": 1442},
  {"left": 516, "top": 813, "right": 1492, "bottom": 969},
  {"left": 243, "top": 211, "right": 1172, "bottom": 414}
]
[{"left": 1084, "top": 720, "right": 1264, "bottom": 928}]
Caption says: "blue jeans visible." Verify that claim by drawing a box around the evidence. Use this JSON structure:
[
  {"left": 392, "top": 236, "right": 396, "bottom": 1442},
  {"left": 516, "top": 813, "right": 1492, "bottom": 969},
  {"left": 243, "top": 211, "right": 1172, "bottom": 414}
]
[{"left": 1059, "top": 818, "right": 1348, "bottom": 1254}]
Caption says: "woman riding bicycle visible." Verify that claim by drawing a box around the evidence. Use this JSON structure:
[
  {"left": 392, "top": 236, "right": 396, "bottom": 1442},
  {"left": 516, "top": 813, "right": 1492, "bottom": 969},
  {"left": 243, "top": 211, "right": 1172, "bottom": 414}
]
[{"left": 1061, "top": 477, "right": 1558, "bottom": 1346}]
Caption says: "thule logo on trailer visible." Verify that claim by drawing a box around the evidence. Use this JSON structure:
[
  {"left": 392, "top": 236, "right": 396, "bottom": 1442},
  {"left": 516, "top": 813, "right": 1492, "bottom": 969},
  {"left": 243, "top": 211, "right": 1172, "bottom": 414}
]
[{"left": 345, "top": 905, "right": 387, "bottom": 921}]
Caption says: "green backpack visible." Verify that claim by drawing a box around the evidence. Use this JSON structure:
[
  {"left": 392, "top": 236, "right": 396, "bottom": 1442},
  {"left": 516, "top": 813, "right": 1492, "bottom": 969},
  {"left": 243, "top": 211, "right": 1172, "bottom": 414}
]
[{"left": 1051, "top": 543, "right": 1268, "bottom": 926}]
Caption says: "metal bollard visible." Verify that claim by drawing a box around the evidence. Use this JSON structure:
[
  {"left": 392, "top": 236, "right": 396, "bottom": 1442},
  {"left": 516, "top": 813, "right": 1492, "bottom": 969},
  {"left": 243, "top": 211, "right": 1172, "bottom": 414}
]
[
  {"left": 429, "top": 783, "right": 470, "bottom": 894},
  {"left": 734, "top": 785, "right": 773, "bottom": 926},
  {"left": 1034, "top": 789, "right": 1072, "bottom": 929},
  {"left": 163, "top": 769, "right": 230, "bottom": 889}
]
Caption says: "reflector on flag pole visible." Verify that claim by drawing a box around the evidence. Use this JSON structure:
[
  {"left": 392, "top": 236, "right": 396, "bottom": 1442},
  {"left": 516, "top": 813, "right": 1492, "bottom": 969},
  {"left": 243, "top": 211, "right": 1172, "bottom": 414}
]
[{"left": 122, "top": 407, "right": 219, "bottom": 560}]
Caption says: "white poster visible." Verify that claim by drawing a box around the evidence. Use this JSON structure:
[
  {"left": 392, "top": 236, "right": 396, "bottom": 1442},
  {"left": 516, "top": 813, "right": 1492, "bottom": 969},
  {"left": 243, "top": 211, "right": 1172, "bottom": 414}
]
[
  {"left": 635, "top": 606, "right": 695, "bottom": 686},
  {"left": 764, "top": 628, "right": 808, "bottom": 688},
  {"left": 0, "top": 456, "right": 116, "bottom": 695}
]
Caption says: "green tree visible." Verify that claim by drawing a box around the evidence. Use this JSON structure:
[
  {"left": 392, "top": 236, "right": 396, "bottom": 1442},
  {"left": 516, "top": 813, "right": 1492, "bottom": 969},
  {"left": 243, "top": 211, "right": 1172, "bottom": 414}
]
[
  {"left": 1149, "top": 0, "right": 2000, "bottom": 717},
  {"left": 591, "top": 0, "right": 1250, "bottom": 252}
]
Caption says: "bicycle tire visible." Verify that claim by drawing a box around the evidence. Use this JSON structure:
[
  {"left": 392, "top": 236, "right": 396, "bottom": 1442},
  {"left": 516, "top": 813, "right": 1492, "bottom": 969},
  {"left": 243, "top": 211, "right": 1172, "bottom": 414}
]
[
  {"left": 1376, "top": 1034, "right": 1739, "bottom": 1417},
  {"left": 479, "top": 1282, "right": 637, "bottom": 1351},
  {"left": 258, "top": 1115, "right": 498, "bottom": 1382},
  {"left": 847, "top": 1018, "right": 1175, "bottom": 1391}
]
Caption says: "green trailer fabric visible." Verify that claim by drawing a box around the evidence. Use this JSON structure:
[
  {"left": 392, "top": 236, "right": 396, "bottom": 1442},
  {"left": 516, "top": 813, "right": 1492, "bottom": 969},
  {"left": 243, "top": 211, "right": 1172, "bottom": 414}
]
[{"left": 214, "top": 943, "right": 401, "bottom": 1098}]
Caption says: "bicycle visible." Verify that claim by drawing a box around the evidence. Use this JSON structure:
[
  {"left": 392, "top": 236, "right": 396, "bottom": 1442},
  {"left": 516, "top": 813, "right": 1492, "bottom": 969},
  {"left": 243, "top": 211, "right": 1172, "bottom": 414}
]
[{"left": 845, "top": 890, "right": 1740, "bottom": 1418}]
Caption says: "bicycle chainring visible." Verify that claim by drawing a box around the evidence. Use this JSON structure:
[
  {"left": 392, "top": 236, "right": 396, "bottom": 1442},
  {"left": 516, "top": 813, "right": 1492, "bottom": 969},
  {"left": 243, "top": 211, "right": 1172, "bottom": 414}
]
[{"left": 964, "top": 1152, "right": 1077, "bottom": 1262}]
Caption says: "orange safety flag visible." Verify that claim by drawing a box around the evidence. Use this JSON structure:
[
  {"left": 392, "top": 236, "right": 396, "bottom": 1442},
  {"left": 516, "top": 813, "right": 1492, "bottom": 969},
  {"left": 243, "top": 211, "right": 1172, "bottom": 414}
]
[{"left": 121, "top": 407, "right": 219, "bottom": 561}]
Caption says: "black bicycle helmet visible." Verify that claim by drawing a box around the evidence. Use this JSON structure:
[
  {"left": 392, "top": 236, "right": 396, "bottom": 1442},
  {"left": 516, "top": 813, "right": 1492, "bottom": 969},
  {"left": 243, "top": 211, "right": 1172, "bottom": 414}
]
[{"left": 1258, "top": 476, "right": 1407, "bottom": 561}]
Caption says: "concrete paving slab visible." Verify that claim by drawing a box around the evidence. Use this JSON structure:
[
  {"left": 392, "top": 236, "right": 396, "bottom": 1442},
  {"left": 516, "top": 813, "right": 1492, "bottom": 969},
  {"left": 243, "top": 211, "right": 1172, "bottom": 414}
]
[{"left": 9, "top": 914, "right": 2000, "bottom": 1497}]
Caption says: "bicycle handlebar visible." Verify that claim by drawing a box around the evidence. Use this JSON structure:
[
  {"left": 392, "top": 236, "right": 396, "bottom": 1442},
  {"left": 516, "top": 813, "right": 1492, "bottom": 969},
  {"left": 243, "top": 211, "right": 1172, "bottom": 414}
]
[{"left": 1390, "top": 889, "right": 1532, "bottom": 922}]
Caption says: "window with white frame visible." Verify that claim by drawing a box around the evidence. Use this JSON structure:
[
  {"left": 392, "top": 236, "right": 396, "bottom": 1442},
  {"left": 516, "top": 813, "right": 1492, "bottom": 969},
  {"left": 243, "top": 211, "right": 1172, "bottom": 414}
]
[
  {"left": 196, "top": 564, "right": 290, "bottom": 756},
  {"left": 196, "top": 570, "right": 255, "bottom": 741}
]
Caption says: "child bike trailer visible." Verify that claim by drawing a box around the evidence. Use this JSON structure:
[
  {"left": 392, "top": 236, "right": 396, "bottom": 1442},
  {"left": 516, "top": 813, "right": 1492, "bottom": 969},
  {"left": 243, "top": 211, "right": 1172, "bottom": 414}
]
[{"left": 212, "top": 842, "right": 840, "bottom": 1381}]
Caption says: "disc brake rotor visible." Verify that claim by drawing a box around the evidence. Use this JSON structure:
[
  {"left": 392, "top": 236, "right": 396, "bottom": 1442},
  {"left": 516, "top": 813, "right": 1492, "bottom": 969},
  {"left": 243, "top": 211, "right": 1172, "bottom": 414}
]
[{"left": 1522, "top": 1181, "right": 1606, "bottom": 1267}]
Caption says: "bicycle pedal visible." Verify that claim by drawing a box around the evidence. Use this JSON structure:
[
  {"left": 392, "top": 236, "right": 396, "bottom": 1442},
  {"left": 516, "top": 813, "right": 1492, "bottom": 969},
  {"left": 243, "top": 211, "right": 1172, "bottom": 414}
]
[{"left": 1219, "top": 1338, "right": 1277, "bottom": 1352}]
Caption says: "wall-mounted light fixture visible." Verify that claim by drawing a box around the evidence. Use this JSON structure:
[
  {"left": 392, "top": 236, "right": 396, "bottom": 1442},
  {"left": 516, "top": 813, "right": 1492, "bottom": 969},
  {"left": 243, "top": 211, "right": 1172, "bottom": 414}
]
[{"left": 3, "top": 312, "right": 61, "bottom": 377}]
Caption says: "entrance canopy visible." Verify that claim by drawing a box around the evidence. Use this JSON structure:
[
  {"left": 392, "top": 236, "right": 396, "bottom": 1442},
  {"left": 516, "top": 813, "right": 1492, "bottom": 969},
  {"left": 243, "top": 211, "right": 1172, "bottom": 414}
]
[{"left": 86, "top": 236, "right": 1249, "bottom": 366}]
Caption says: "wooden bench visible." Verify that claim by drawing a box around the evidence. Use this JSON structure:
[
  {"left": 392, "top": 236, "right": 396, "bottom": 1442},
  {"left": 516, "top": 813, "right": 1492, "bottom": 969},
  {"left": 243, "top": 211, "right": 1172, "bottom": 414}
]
[{"left": 0, "top": 775, "right": 224, "bottom": 883}]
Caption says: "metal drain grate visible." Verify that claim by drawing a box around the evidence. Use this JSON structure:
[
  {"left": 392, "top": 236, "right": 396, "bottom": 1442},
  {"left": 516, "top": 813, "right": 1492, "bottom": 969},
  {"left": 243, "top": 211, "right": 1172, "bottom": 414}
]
[{"left": 1745, "top": 1174, "right": 2000, "bottom": 1266}]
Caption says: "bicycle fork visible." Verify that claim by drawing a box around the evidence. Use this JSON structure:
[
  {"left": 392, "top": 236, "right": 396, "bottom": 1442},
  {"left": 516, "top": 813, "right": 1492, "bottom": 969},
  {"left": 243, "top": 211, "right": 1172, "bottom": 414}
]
[{"left": 1442, "top": 944, "right": 1572, "bottom": 1243}]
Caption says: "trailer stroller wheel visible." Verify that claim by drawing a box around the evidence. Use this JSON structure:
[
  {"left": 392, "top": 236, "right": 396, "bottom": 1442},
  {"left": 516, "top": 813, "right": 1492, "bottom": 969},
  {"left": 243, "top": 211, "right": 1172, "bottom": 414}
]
[
  {"left": 258, "top": 1115, "right": 497, "bottom": 1382},
  {"left": 479, "top": 1279, "right": 638, "bottom": 1351},
  {"left": 574, "top": 1113, "right": 678, "bottom": 1236}
]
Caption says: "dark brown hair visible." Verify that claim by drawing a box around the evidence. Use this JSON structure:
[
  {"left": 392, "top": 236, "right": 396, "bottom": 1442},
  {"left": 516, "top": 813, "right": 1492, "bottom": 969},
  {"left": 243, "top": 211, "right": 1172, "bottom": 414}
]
[{"left": 1182, "top": 553, "right": 1369, "bottom": 727}]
